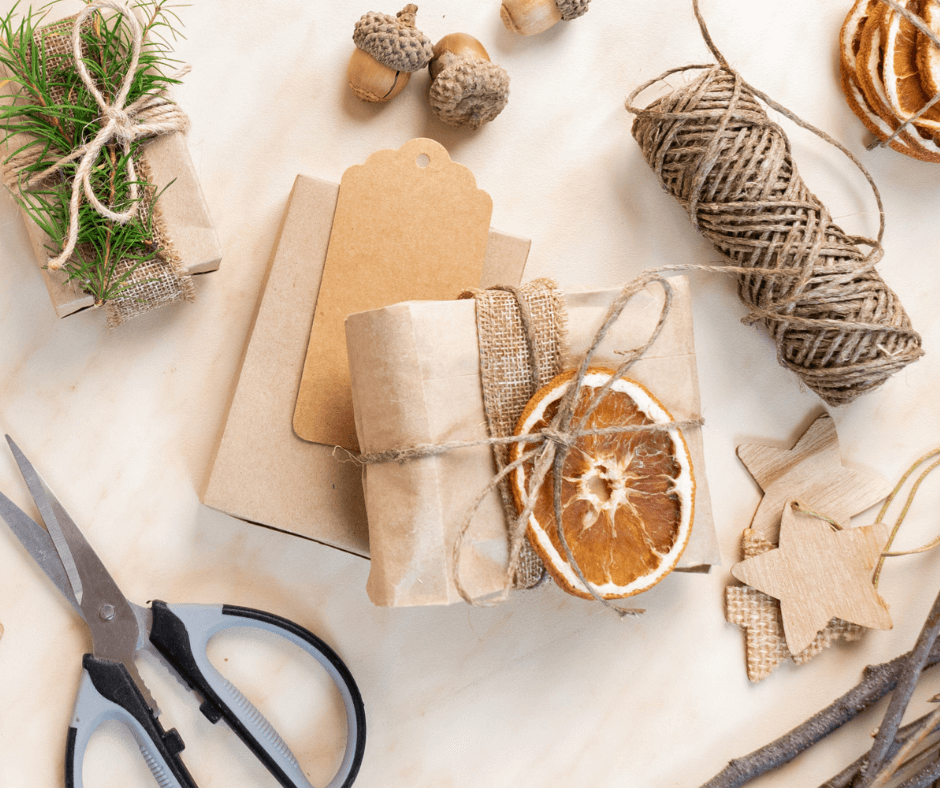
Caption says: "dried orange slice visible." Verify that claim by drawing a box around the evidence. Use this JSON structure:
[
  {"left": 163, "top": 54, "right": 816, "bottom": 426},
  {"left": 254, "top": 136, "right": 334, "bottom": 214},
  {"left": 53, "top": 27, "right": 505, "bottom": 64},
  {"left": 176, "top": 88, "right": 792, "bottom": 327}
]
[
  {"left": 883, "top": 0, "right": 940, "bottom": 130},
  {"left": 916, "top": 0, "right": 940, "bottom": 103},
  {"left": 841, "top": 0, "right": 897, "bottom": 144},
  {"left": 508, "top": 367, "right": 694, "bottom": 600},
  {"left": 846, "top": 0, "right": 940, "bottom": 161}
]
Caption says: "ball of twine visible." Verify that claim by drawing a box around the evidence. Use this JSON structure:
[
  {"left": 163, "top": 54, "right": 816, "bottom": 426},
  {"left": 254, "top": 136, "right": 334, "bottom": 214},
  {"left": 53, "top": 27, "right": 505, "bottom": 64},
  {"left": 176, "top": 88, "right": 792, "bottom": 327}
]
[{"left": 626, "top": 2, "right": 923, "bottom": 407}]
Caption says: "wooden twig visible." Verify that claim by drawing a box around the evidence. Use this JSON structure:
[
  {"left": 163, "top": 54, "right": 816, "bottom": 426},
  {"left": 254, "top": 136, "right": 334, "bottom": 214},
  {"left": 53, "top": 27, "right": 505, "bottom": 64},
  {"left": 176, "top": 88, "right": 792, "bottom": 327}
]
[
  {"left": 818, "top": 712, "right": 940, "bottom": 787},
  {"left": 857, "top": 588, "right": 940, "bottom": 787},
  {"left": 895, "top": 750, "right": 940, "bottom": 788},
  {"left": 698, "top": 639, "right": 940, "bottom": 788},
  {"left": 868, "top": 706, "right": 940, "bottom": 788}
]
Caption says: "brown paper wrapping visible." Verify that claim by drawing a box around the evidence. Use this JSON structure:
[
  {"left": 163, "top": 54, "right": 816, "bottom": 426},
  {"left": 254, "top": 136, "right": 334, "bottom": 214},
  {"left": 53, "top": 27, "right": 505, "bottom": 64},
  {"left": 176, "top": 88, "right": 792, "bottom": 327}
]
[
  {"left": 346, "top": 277, "right": 719, "bottom": 608},
  {"left": 0, "top": 2, "right": 221, "bottom": 319},
  {"left": 202, "top": 174, "right": 531, "bottom": 555}
]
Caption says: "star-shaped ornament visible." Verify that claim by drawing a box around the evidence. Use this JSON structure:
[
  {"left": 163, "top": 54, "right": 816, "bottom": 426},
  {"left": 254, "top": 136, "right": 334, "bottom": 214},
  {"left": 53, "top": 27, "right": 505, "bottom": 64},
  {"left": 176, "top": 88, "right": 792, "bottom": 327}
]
[
  {"left": 725, "top": 529, "right": 865, "bottom": 682},
  {"left": 738, "top": 413, "right": 894, "bottom": 543},
  {"left": 731, "top": 500, "right": 892, "bottom": 654}
]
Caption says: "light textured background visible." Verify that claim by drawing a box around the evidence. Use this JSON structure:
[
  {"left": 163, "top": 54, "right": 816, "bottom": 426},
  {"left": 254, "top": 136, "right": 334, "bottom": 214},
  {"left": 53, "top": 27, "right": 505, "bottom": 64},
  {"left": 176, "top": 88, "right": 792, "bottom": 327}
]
[{"left": 1, "top": 1, "right": 939, "bottom": 786}]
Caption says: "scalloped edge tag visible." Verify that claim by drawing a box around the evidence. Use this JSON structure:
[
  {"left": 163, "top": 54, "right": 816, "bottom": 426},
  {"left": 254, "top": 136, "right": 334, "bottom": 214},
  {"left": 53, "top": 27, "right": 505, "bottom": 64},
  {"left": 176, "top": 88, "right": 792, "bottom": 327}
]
[{"left": 293, "top": 138, "right": 493, "bottom": 449}]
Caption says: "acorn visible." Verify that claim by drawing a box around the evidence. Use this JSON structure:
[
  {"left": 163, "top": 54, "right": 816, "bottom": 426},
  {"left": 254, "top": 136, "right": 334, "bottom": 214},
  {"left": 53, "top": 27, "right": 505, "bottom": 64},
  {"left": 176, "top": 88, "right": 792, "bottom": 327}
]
[
  {"left": 500, "top": 0, "right": 591, "bottom": 36},
  {"left": 427, "top": 33, "right": 510, "bottom": 130},
  {"left": 348, "top": 5, "right": 434, "bottom": 103}
]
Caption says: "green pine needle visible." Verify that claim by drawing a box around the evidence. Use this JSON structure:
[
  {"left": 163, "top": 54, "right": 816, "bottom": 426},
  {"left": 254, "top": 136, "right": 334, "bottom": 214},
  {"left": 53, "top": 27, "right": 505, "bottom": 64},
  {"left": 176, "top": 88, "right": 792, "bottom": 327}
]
[{"left": 0, "top": 0, "right": 186, "bottom": 304}]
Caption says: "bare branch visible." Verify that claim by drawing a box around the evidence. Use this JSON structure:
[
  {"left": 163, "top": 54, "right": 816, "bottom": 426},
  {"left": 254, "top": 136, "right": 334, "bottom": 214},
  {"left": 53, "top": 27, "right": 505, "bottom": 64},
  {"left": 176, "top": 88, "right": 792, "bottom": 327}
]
[
  {"left": 857, "top": 588, "right": 940, "bottom": 786},
  {"left": 698, "top": 640, "right": 940, "bottom": 788}
]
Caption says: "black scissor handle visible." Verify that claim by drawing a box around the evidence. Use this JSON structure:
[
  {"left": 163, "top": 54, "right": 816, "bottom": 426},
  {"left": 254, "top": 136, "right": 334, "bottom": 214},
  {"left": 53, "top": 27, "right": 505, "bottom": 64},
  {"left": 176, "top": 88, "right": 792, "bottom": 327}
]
[
  {"left": 66, "top": 654, "right": 197, "bottom": 788},
  {"left": 148, "top": 601, "right": 366, "bottom": 788}
]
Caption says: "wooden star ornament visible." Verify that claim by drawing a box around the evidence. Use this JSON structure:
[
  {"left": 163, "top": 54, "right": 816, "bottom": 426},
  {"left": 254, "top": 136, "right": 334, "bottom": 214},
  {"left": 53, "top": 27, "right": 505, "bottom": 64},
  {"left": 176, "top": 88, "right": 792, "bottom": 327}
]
[
  {"left": 731, "top": 501, "right": 892, "bottom": 654},
  {"left": 738, "top": 413, "right": 894, "bottom": 543}
]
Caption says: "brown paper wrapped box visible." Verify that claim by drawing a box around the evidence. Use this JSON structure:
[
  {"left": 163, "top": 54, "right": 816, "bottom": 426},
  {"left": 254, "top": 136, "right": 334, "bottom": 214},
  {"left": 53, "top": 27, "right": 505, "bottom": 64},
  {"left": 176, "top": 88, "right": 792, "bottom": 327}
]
[
  {"left": 202, "top": 174, "right": 531, "bottom": 554},
  {"left": 346, "top": 277, "right": 719, "bottom": 607},
  {"left": 0, "top": 2, "right": 221, "bottom": 319}
]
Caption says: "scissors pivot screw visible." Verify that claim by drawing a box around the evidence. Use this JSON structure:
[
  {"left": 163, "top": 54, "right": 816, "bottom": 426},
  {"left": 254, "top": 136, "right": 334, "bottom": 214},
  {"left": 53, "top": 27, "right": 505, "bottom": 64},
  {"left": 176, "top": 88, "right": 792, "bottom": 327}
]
[{"left": 0, "top": 437, "right": 366, "bottom": 788}]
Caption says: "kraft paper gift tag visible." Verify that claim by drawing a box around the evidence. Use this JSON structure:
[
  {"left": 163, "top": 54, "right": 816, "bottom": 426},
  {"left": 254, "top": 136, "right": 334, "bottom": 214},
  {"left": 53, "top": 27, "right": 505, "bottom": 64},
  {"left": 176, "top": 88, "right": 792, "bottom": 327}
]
[
  {"left": 346, "top": 277, "right": 719, "bottom": 607},
  {"left": 293, "top": 138, "right": 493, "bottom": 450},
  {"left": 202, "top": 174, "right": 531, "bottom": 556}
]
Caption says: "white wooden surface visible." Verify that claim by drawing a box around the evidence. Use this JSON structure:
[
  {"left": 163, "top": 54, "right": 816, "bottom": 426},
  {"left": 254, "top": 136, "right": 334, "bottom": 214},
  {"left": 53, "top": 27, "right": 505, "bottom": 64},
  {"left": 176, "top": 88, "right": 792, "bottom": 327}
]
[{"left": 1, "top": 1, "right": 940, "bottom": 786}]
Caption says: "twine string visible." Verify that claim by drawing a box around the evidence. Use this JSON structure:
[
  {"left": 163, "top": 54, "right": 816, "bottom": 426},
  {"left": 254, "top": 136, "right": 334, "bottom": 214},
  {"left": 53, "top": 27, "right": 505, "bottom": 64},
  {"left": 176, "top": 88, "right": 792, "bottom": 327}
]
[
  {"left": 874, "top": 449, "right": 940, "bottom": 580},
  {"left": 791, "top": 447, "right": 940, "bottom": 590},
  {"left": 11, "top": 0, "right": 190, "bottom": 271},
  {"left": 356, "top": 273, "right": 702, "bottom": 613},
  {"left": 691, "top": 0, "right": 888, "bottom": 244},
  {"left": 624, "top": 0, "right": 921, "bottom": 407},
  {"left": 792, "top": 501, "right": 845, "bottom": 531},
  {"left": 489, "top": 283, "right": 545, "bottom": 392}
]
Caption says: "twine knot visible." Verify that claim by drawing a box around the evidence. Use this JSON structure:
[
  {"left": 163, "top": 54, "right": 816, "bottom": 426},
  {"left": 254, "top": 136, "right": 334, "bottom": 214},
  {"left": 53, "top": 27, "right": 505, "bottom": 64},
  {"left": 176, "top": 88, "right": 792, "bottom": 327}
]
[
  {"left": 15, "top": 0, "right": 191, "bottom": 271},
  {"left": 104, "top": 107, "right": 135, "bottom": 143},
  {"left": 538, "top": 426, "right": 576, "bottom": 450}
]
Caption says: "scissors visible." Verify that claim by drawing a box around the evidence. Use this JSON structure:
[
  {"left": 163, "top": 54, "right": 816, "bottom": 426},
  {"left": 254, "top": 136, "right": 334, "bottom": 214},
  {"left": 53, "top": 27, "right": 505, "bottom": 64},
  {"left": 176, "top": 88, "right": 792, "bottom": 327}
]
[{"left": 0, "top": 436, "right": 366, "bottom": 788}]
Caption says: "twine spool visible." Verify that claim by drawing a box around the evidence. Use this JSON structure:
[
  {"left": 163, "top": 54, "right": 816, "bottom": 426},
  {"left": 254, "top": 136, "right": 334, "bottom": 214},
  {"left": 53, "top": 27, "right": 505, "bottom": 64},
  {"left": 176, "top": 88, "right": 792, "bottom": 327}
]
[{"left": 625, "top": 4, "right": 923, "bottom": 406}]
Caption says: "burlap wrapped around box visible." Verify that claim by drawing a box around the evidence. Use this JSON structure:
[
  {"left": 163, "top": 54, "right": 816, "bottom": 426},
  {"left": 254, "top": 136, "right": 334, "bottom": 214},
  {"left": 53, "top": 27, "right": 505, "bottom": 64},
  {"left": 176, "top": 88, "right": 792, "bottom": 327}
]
[
  {"left": 0, "top": 2, "right": 221, "bottom": 324},
  {"left": 345, "top": 276, "right": 720, "bottom": 608}
]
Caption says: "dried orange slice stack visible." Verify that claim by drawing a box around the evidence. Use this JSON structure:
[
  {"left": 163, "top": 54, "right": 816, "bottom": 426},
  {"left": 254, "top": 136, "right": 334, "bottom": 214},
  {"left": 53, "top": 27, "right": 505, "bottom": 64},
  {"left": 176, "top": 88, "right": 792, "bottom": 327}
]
[
  {"left": 841, "top": 0, "right": 940, "bottom": 162},
  {"left": 508, "top": 367, "right": 694, "bottom": 600}
]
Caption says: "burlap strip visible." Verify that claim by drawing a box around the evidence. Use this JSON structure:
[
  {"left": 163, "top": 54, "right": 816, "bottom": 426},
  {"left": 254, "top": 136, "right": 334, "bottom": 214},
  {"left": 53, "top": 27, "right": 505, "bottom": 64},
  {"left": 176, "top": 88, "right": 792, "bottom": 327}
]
[
  {"left": 3, "top": 11, "right": 192, "bottom": 326},
  {"left": 463, "top": 279, "right": 567, "bottom": 589}
]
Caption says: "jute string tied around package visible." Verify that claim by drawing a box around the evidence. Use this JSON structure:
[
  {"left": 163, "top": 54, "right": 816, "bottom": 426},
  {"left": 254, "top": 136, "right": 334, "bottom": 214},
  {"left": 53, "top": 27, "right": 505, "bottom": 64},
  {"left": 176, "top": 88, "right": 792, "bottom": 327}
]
[
  {"left": 354, "top": 274, "right": 704, "bottom": 617},
  {"left": 34, "top": 0, "right": 187, "bottom": 268},
  {"left": 625, "top": 0, "right": 923, "bottom": 407},
  {"left": 3, "top": 1, "right": 193, "bottom": 325}
]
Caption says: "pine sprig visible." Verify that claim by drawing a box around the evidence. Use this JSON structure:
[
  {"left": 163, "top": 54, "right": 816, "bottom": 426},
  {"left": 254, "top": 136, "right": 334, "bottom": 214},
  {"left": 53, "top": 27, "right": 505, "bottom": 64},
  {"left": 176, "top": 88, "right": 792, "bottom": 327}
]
[{"left": 0, "top": 0, "right": 186, "bottom": 304}]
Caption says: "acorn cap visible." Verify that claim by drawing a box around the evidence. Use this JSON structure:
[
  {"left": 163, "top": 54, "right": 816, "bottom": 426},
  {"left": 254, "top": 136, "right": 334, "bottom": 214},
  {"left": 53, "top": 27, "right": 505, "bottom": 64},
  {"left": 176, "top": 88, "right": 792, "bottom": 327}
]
[
  {"left": 352, "top": 5, "right": 434, "bottom": 73},
  {"left": 555, "top": 0, "right": 591, "bottom": 21},
  {"left": 428, "top": 51, "right": 510, "bottom": 130}
]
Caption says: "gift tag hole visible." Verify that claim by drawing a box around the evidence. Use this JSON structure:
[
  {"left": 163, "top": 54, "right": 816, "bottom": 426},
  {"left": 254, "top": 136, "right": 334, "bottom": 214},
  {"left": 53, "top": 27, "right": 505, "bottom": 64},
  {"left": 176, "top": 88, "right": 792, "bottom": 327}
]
[{"left": 415, "top": 154, "right": 430, "bottom": 168}]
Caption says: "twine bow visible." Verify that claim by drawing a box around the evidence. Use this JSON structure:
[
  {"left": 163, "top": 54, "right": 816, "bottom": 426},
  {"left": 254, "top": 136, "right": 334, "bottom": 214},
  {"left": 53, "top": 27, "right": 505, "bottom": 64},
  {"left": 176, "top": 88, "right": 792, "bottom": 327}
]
[
  {"left": 355, "top": 273, "right": 704, "bottom": 615},
  {"left": 466, "top": 275, "right": 699, "bottom": 616},
  {"left": 21, "top": 0, "right": 190, "bottom": 271}
]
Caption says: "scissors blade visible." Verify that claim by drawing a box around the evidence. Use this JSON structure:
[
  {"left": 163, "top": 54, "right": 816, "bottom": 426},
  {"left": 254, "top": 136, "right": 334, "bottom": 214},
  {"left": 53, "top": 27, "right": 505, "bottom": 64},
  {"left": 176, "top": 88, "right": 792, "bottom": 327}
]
[
  {"left": 51, "top": 497, "right": 160, "bottom": 715},
  {"left": 6, "top": 436, "right": 84, "bottom": 606},
  {"left": 2, "top": 438, "right": 159, "bottom": 714},
  {"left": 0, "top": 487, "right": 84, "bottom": 617}
]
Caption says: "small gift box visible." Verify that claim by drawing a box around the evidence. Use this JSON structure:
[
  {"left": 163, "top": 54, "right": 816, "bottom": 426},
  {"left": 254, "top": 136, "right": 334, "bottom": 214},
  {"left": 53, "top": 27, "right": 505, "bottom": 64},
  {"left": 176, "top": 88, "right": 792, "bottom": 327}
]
[
  {"left": 202, "top": 174, "right": 532, "bottom": 556},
  {"left": 345, "top": 276, "right": 719, "bottom": 608},
  {"left": 0, "top": 1, "right": 221, "bottom": 325}
]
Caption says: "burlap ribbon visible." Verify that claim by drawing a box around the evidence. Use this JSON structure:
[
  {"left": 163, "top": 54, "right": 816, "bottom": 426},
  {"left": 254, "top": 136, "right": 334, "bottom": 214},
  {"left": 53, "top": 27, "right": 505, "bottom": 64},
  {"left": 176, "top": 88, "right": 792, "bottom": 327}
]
[
  {"left": 357, "top": 274, "right": 704, "bottom": 614},
  {"left": 2, "top": 1, "right": 194, "bottom": 326},
  {"left": 462, "top": 279, "right": 568, "bottom": 589}
]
